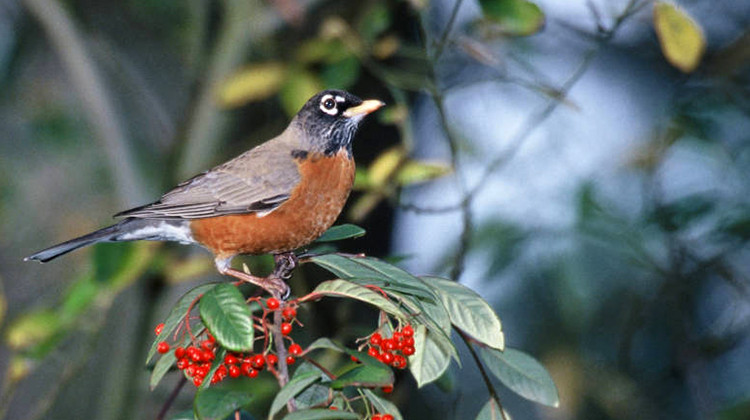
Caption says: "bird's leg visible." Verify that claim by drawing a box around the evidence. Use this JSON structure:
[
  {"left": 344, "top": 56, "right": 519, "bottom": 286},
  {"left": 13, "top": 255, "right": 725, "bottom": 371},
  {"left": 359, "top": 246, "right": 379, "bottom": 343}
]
[
  {"left": 215, "top": 257, "right": 290, "bottom": 299},
  {"left": 272, "top": 252, "right": 298, "bottom": 280}
]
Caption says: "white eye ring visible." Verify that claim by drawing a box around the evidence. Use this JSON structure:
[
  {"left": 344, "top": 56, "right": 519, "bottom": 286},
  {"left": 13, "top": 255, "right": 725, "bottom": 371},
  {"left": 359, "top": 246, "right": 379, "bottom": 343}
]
[{"left": 320, "top": 94, "right": 338, "bottom": 115}]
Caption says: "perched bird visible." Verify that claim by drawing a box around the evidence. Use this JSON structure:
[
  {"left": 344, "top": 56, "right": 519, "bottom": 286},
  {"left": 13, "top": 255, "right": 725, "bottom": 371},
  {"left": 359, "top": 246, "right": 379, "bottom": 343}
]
[{"left": 26, "top": 90, "right": 384, "bottom": 297}]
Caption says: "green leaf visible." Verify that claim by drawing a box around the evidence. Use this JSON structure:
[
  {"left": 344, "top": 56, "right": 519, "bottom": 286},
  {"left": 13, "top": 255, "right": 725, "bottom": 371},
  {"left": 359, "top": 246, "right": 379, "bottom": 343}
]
[
  {"left": 268, "top": 371, "right": 321, "bottom": 420},
  {"left": 293, "top": 363, "right": 331, "bottom": 409},
  {"left": 304, "top": 337, "right": 385, "bottom": 368},
  {"left": 315, "top": 224, "right": 366, "bottom": 243},
  {"left": 479, "top": 346, "right": 559, "bottom": 407},
  {"left": 194, "top": 388, "right": 253, "bottom": 420},
  {"left": 282, "top": 409, "right": 359, "bottom": 420},
  {"left": 199, "top": 348, "right": 227, "bottom": 391},
  {"left": 4, "top": 309, "right": 61, "bottom": 352},
  {"left": 363, "top": 389, "right": 403, "bottom": 420},
  {"left": 147, "top": 283, "right": 216, "bottom": 364},
  {"left": 150, "top": 343, "right": 177, "bottom": 390},
  {"left": 301, "top": 279, "right": 407, "bottom": 320},
  {"left": 427, "top": 276, "right": 504, "bottom": 350},
  {"left": 477, "top": 0, "right": 545, "bottom": 36},
  {"left": 310, "top": 254, "right": 437, "bottom": 300},
  {"left": 475, "top": 398, "right": 510, "bottom": 420},
  {"left": 169, "top": 410, "right": 197, "bottom": 420},
  {"left": 408, "top": 324, "right": 453, "bottom": 387},
  {"left": 280, "top": 70, "right": 323, "bottom": 117},
  {"left": 653, "top": 1, "right": 705, "bottom": 72},
  {"left": 217, "top": 62, "right": 288, "bottom": 108},
  {"left": 321, "top": 57, "right": 361, "bottom": 90},
  {"left": 330, "top": 363, "right": 393, "bottom": 389},
  {"left": 199, "top": 283, "right": 254, "bottom": 352}
]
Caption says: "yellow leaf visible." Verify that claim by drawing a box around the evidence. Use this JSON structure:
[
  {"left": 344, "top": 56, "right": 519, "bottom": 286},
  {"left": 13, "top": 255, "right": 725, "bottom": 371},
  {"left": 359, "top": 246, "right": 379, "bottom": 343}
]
[
  {"left": 217, "top": 62, "right": 288, "bottom": 108},
  {"left": 368, "top": 147, "right": 405, "bottom": 187},
  {"left": 5, "top": 310, "right": 60, "bottom": 350},
  {"left": 653, "top": 2, "right": 706, "bottom": 73},
  {"left": 396, "top": 160, "right": 452, "bottom": 186},
  {"left": 8, "top": 356, "right": 33, "bottom": 384}
]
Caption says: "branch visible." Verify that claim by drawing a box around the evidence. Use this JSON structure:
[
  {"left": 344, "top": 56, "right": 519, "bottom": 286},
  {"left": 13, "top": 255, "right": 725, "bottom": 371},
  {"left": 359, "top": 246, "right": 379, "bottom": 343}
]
[{"left": 458, "top": 330, "right": 507, "bottom": 420}]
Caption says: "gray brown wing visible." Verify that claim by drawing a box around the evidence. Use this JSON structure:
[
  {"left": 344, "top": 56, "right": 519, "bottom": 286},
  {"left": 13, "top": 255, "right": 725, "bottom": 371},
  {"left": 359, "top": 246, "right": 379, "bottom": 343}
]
[{"left": 116, "top": 140, "right": 301, "bottom": 219}]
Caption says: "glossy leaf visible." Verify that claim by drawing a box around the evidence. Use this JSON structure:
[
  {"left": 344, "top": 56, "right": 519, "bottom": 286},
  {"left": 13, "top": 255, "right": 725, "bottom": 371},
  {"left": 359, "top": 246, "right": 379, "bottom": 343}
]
[
  {"left": 426, "top": 276, "right": 504, "bottom": 350},
  {"left": 199, "top": 283, "right": 254, "bottom": 352},
  {"left": 315, "top": 224, "right": 366, "bottom": 243},
  {"left": 478, "top": 0, "right": 545, "bottom": 37},
  {"left": 194, "top": 388, "right": 253, "bottom": 420},
  {"left": 363, "top": 389, "right": 403, "bottom": 420},
  {"left": 408, "top": 324, "right": 453, "bottom": 387},
  {"left": 475, "top": 398, "right": 511, "bottom": 420},
  {"left": 330, "top": 363, "right": 393, "bottom": 389},
  {"left": 147, "top": 283, "right": 216, "bottom": 363},
  {"left": 217, "top": 62, "right": 288, "bottom": 108},
  {"left": 282, "top": 409, "right": 359, "bottom": 420},
  {"left": 301, "top": 279, "right": 407, "bottom": 320},
  {"left": 310, "top": 254, "right": 437, "bottom": 300},
  {"left": 198, "top": 348, "right": 227, "bottom": 391},
  {"left": 479, "top": 346, "right": 559, "bottom": 407},
  {"left": 653, "top": 1, "right": 705, "bottom": 72},
  {"left": 268, "top": 371, "right": 321, "bottom": 419}
]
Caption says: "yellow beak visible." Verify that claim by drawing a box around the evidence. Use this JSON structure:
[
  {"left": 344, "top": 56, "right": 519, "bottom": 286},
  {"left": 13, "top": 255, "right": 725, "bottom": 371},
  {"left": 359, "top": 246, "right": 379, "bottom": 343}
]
[{"left": 343, "top": 99, "right": 385, "bottom": 118}]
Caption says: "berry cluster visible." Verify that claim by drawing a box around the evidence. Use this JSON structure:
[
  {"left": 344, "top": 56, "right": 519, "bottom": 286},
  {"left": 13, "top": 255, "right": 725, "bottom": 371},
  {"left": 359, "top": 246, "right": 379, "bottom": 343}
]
[
  {"left": 366, "top": 324, "right": 415, "bottom": 370},
  {"left": 371, "top": 414, "right": 395, "bottom": 420},
  {"left": 153, "top": 298, "right": 302, "bottom": 387}
]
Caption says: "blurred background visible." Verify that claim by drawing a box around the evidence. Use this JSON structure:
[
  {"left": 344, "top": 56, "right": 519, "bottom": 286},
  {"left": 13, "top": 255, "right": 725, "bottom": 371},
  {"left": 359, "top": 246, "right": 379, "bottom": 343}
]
[{"left": 0, "top": 0, "right": 748, "bottom": 419}]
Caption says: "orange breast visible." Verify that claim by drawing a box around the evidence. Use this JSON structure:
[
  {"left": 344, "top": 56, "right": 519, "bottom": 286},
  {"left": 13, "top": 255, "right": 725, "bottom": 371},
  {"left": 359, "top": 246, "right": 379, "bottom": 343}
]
[{"left": 190, "top": 150, "right": 355, "bottom": 258}]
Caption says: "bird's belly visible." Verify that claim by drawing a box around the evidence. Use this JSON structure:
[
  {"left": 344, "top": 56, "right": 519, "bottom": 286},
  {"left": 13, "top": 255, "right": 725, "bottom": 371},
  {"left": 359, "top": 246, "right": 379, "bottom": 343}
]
[{"left": 190, "top": 151, "right": 355, "bottom": 258}]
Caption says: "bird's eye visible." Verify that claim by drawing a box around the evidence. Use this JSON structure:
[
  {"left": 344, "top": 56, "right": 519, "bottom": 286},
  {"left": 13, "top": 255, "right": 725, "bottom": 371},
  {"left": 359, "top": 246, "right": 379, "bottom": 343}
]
[{"left": 319, "top": 95, "right": 339, "bottom": 115}]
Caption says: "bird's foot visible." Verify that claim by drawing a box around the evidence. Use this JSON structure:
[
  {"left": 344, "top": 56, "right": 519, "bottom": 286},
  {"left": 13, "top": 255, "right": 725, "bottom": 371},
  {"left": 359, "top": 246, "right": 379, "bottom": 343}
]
[
  {"left": 220, "top": 266, "right": 290, "bottom": 300},
  {"left": 273, "top": 252, "right": 298, "bottom": 280}
]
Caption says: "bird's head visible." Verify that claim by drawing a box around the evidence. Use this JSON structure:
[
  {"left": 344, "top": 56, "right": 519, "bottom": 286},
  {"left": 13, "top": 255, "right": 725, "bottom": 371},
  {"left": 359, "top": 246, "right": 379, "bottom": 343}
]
[{"left": 293, "top": 90, "right": 385, "bottom": 156}]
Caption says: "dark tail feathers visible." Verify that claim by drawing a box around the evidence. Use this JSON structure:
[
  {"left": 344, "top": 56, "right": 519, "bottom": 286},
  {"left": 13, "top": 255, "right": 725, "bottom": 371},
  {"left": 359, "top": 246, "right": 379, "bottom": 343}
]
[{"left": 25, "top": 222, "right": 127, "bottom": 263}]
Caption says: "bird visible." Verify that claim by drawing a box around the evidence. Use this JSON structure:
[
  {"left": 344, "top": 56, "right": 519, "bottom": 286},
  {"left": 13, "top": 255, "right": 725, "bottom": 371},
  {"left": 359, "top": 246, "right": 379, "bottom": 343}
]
[{"left": 25, "top": 89, "right": 384, "bottom": 297}]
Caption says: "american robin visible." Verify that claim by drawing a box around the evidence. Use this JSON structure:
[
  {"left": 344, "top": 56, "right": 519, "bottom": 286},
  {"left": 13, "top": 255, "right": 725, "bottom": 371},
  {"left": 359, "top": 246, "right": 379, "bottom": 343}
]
[{"left": 26, "top": 89, "right": 384, "bottom": 297}]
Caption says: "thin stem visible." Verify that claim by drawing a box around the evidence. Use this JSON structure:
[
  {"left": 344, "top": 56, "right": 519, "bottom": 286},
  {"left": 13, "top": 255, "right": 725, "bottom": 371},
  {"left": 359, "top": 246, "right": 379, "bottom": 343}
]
[
  {"left": 458, "top": 330, "right": 507, "bottom": 420},
  {"left": 272, "top": 309, "right": 296, "bottom": 412},
  {"left": 432, "top": 0, "right": 466, "bottom": 62},
  {"left": 155, "top": 377, "right": 187, "bottom": 420}
]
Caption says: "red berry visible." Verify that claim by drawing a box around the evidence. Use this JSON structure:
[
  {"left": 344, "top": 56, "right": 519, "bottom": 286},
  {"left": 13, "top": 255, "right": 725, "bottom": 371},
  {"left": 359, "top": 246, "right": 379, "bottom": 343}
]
[
  {"left": 384, "top": 339, "right": 397, "bottom": 351},
  {"left": 286, "top": 355, "right": 296, "bottom": 365},
  {"left": 383, "top": 415, "right": 394, "bottom": 420},
  {"left": 402, "top": 346, "right": 415, "bottom": 356},
  {"left": 373, "top": 415, "right": 382, "bottom": 420},
  {"left": 157, "top": 341, "right": 170, "bottom": 354},
  {"left": 370, "top": 333, "right": 382, "bottom": 346},
  {"left": 266, "top": 354, "right": 278, "bottom": 366},
  {"left": 266, "top": 298, "right": 280, "bottom": 310},
  {"left": 193, "top": 376, "right": 203, "bottom": 387},
  {"left": 174, "top": 347, "right": 186, "bottom": 359},
  {"left": 240, "top": 362, "right": 253, "bottom": 376},
  {"left": 176, "top": 358, "right": 189, "bottom": 370},
  {"left": 210, "top": 374, "right": 221, "bottom": 384},
  {"left": 393, "top": 332, "right": 402, "bottom": 342},
  {"left": 224, "top": 354, "right": 238, "bottom": 365},
  {"left": 393, "top": 355, "right": 407, "bottom": 369},
  {"left": 368, "top": 347, "right": 380, "bottom": 358},
  {"left": 282, "top": 307, "right": 297, "bottom": 320},
  {"left": 252, "top": 354, "right": 266, "bottom": 369},
  {"left": 281, "top": 322, "right": 292, "bottom": 336},
  {"left": 190, "top": 349, "right": 202, "bottom": 362},
  {"left": 201, "top": 340, "right": 214, "bottom": 351},
  {"left": 185, "top": 365, "right": 196, "bottom": 377},
  {"left": 380, "top": 352, "right": 394, "bottom": 365},
  {"left": 217, "top": 365, "right": 228, "bottom": 377},
  {"left": 154, "top": 323, "right": 165, "bottom": 336},
  {"left": 402, "top": 337, "right": 415, "bottom": 347},
  {"left": 289, "top": 344, "right": 303, "bottom": 356},
  {"left": 229, "top": 365, "right": 241, "bottom": 378},
  {"left": 351, "top": 355, "right": 359, "bottom": 362},
  {"left": 248, "top": 368, "right": 259, "bottom": 378},
  {"left": 202, "top": 350, "right": 215, "bottom": 362},
  {"left": 382, "top": 385, "right": 394, "bottom": 393},
  {"left": 402, "top": 325, "right": 414, "bottom": 337},
  {"left": 330, "top": 406, "right": 338, "bottom": 410}
]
